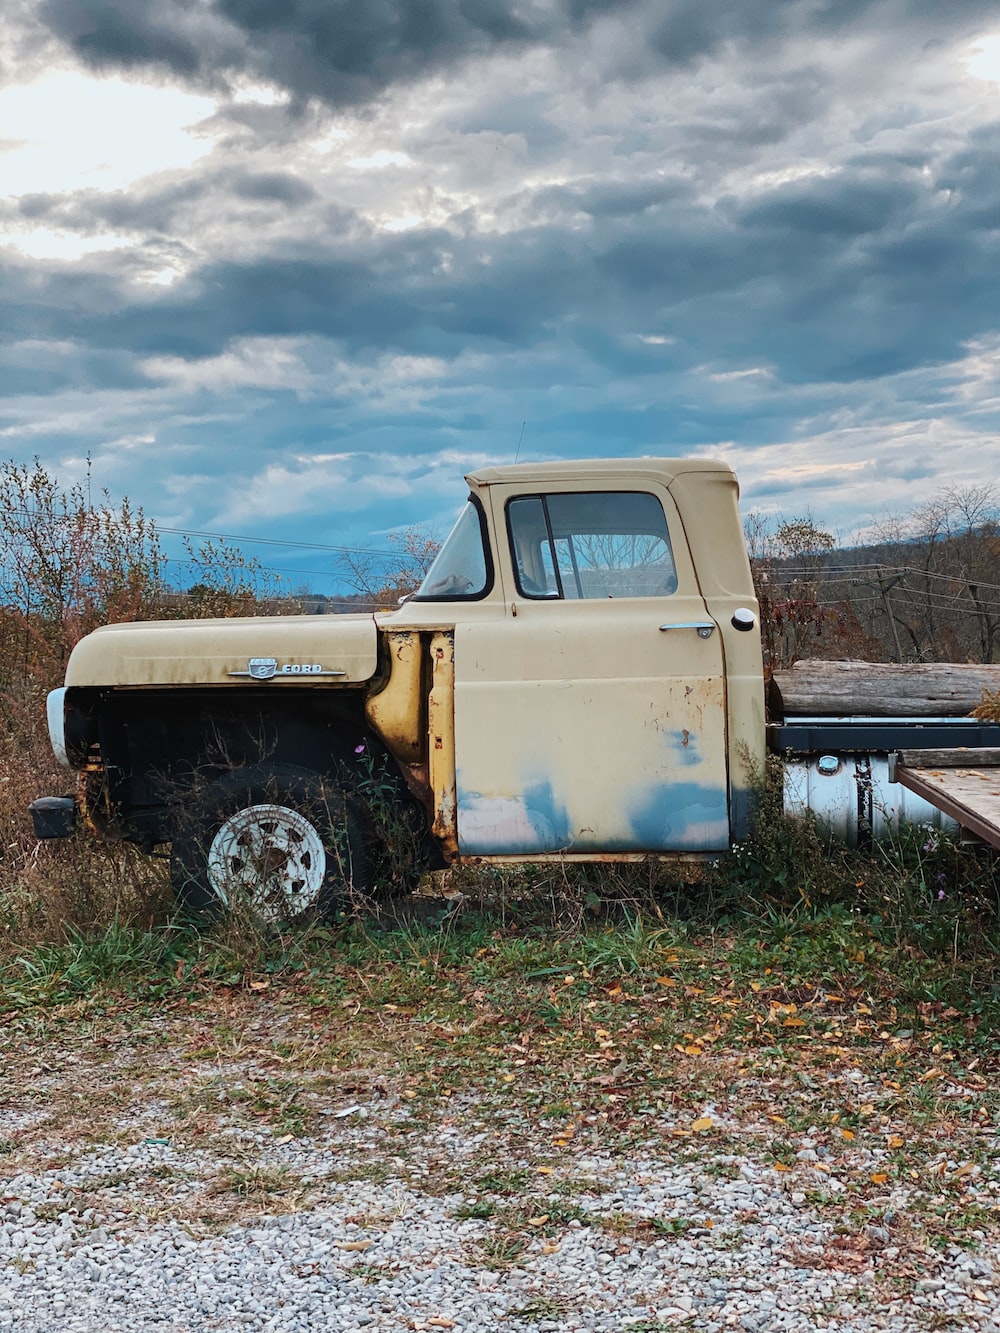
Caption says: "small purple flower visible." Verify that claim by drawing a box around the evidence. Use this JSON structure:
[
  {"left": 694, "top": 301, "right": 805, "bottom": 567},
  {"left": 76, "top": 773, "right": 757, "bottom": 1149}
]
[
  {"left": 355, "top": 744, "right": 365, "bottom": 754},
  {"left": 937, "top": 889, "right": 946, "bottom": 901}
]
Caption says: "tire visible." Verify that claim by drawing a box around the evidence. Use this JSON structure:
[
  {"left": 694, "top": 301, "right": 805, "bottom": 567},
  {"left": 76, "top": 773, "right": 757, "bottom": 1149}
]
[{"left": 170, "top": 764, "right": 372, "bottom": 923}]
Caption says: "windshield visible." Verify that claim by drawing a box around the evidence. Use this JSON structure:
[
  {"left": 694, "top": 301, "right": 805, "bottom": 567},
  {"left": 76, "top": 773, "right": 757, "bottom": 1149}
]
[{"left": 414, "top": 500, "right": 491, "bottom": 600}]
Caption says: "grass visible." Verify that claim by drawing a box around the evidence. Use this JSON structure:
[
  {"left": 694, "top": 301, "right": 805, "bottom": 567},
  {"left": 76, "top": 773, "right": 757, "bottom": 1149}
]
[
  {"left": 0, "top": 910, "right": 996, "bottom": 1296},
  {"left": 212, "top": 1164, "right": 301, "bottom": 1199},
  {"left": 1, "top": 822, "right": 999, "bottom": 1267}
]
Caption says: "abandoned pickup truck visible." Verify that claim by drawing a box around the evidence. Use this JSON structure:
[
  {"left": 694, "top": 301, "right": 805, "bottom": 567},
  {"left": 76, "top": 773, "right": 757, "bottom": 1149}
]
[{"left": 32, "top": 457, "right": 1000, "bottom": 919}]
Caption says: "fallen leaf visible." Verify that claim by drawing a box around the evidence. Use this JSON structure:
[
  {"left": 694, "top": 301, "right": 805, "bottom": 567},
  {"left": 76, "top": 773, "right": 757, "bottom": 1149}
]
[
  {"left": 336, "top": 1240, "right": 373, "bottom": 1252},
  {"left": 953, "top": 1163, "right": 976, "bottom": 1180},
  {"left": 691, "top": 1116, "right": 714, "bottom": 1132},
  {"left": 888, "top": 1135, "right": 905, "bottom": 1149},
  {"left": 870, "top": 1172, "right": 888, "bottom": 1185},
  {"left": 655, "top": 976, "right": 677, "bottom": 987},
  {"left": 527, "top": 1214, "right": 550, "bottom": 1227},
  {"left": 535, "top": 1166, "right": 554, "bottom": 1175},
  {"left": 248, "top": 979, "right": 270, "bottom": 991},
  {"left": 782, "top": 1017, "right": 806, "bottom": 1028},
  {"left": 541, "top": 1243, "right": 560, "bottom": 1255},
  {"left": 841, "top": 1129, "right": 856, "bottom": 1141},
  {"left": 774, "top": 1162, "right": 792, "bottom": 1173},
  {"left": 428, "top": 1320, "right": 456, "bottom": 1329}
]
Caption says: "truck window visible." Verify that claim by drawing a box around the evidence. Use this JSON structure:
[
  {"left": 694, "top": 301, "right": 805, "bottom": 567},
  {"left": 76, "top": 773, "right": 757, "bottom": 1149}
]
[
  {"left": 414, "top": 498, "right": 492, "bottom": 600},
  {"left": 507, "top": 491, "right": 678, "bottom": 599}
]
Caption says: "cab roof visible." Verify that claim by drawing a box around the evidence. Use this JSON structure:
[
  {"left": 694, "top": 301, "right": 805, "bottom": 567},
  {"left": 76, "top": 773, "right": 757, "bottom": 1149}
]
[{"left": 466, "top": 457, "right": 734, "bottom": 486}]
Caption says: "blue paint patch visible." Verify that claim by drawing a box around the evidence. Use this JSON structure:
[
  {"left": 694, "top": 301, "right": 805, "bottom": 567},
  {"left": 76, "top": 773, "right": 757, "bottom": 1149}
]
[
  {"left": 665, "top": 728, "right": 701, "bottom": 768},
  {"left": 522, "top": 777, "right": 571, "bottom": 848},
  {"left": 455, "top": 773, "right": 729, "bottom": 856},
  {"left": 625, "top": 780, "right": 730, "bottom": 852},
  {"left": 729, "top": 786, "right": 754, "bottom": 841},
  {"left": 456, "top": 773, "right": 571, "bottom": 854}
]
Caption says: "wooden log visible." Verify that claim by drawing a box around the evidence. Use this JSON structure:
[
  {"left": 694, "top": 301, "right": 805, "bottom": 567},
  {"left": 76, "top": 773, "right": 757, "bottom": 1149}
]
[
  {"left": 894, "top": 747, "right": 1000, "bottom": 769},
  {"left": 771, "top": 659, "right": 1000, "bottom": 719}
]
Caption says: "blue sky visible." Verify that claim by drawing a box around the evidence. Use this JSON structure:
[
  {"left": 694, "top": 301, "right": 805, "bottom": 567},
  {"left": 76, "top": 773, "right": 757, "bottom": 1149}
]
[{"left": 2, "top": 2, "right": 1000, "bottom": 592}]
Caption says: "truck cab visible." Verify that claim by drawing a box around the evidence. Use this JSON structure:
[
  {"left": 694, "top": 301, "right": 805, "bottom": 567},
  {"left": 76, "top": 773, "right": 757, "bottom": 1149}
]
[
  {"left": 36, "top": 458, "right": 764, "bottom": 919},
  {"left": 374, "top": 458, "right": 763, "bottom": 861}
]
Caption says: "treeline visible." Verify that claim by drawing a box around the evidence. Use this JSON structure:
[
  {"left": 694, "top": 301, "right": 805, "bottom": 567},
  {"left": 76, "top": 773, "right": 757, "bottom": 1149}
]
[
  {"left": 749, "top": 485, "right": 1000, "bottom": 668},
  {"left": 0, "top": 459, "right": 295, "bottom": 706}
]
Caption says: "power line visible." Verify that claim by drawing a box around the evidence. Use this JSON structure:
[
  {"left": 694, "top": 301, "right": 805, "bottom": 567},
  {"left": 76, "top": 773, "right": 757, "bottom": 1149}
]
[
  {"left": 157, "top": 524, "right": 400, "bottom": 559},
  {"left": 0, "top": 506, "right": 414, "bottom": 562}
]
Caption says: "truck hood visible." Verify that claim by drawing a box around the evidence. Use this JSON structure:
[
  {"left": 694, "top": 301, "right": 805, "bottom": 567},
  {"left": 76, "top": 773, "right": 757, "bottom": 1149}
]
[{"left": 65, "top": 614, "right": 379, "bottom": 689}]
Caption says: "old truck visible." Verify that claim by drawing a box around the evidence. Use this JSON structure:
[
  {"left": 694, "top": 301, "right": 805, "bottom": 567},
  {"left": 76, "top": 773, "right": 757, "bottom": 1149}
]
[{"left": 30, "top": 457, "right": 1000, "bottom": 920}]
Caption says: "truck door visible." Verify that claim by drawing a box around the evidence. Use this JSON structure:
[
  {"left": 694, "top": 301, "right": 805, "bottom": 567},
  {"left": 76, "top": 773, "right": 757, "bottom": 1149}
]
[{"left": 452, "top": 483, "right": 730, "bottom": 855}]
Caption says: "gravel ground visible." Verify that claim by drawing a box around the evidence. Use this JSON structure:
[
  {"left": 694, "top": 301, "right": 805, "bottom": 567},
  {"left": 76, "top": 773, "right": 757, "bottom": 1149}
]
[{"left": 1, "top": 1001, "right": 998, "bottom": 1331}]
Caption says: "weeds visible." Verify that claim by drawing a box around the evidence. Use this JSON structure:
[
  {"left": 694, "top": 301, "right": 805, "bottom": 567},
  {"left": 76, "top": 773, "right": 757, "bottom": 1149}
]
[{"left": 211, "top": 1164, "right": 300, "bottom": 1199}]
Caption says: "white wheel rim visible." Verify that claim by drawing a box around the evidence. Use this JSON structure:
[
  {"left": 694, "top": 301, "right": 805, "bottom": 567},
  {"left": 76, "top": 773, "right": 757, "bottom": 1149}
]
[{"left": 207, "top": 803, "right": 327, "bottom": 921}]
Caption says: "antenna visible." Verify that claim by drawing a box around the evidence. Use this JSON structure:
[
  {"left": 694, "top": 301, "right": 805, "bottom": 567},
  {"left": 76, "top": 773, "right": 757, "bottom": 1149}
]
[{"left": 514, "top": 421, "right": 526, "bottom": 463}]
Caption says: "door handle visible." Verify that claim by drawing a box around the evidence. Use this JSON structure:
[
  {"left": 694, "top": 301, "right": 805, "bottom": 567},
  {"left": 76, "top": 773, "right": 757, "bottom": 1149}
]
[{"left": 659, "top": 622, "right": 715, "bottom": 638}]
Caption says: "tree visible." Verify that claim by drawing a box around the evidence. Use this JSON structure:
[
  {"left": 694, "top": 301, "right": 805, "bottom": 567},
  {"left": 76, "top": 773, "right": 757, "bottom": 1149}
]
[
  {"left": 746, "top": 512, "right": 839, "bottom": 668},
  {"left": 0, "top": 458, "right": 166, "bottom": 699},
  {"left": 850, "top": 484, "right": 1000, "bottom": 662},
  {"left": 342, "top": 526, "right": 442, "bottom": 609}
]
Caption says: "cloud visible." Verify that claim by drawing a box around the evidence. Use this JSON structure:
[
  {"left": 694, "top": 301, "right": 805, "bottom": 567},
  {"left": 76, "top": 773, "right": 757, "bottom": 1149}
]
[
  {"left": 36, "top": 0, "right": 557, "bottom": 107},
  {"left": 1, "top": 0, "right": 999, "bottom": 589},
  {"left": 35, "top": 2, "right": 1000, "bottom": 110}
]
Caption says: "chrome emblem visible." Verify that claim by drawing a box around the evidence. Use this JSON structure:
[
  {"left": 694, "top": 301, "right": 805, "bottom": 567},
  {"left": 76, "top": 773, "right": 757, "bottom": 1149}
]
[{"left": 228, "top": 659, "right": 348, "bottom": 680}]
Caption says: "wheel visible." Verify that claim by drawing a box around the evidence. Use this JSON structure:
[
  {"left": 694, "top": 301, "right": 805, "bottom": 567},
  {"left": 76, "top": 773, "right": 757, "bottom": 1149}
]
[{"left": 170, "top": 764, "right": 371, "bottom": 923}]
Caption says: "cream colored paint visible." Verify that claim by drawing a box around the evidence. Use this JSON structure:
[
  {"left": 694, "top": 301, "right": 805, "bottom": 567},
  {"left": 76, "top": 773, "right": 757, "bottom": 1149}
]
[
  {"left": 451, "top": 472, "right": 732, "bottom": 855},
  {"left": 65, "top": 614, "right": 379, "bottom": 688}
]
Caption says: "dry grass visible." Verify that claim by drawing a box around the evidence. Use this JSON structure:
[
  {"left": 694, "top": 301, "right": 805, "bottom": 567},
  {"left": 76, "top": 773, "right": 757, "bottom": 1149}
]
[{"left": 0, "top": 707, "right": 172, "bottom": 948}]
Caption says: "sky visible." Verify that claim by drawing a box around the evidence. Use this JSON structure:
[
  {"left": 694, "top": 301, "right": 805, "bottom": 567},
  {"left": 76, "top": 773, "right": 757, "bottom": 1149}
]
[{"left": 2, "top": 1, "right": 1000, "bottom": 592}]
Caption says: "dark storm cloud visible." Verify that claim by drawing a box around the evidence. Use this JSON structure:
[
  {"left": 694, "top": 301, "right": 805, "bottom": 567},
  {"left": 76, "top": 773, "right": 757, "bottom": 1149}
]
[
  {"left": 77, "top": 226, "right": 595, "bottom": 361},
  {"left": 36, "top": 0, "right": 1000, "bottom": 107},
  {"left": 36, "top": 0, "right": 562, "bottom": 106},
  {"left": 7, "top": 117, "right": 1000, "bottom": 397},
  {"left": 4, "top": 168, "right": 316, "bottom": 235}
]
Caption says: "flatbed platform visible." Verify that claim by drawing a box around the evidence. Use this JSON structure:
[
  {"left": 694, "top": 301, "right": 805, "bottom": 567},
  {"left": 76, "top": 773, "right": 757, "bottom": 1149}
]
[{"left": 891, "top": 748, "right": 1000, "bottom": 849}]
